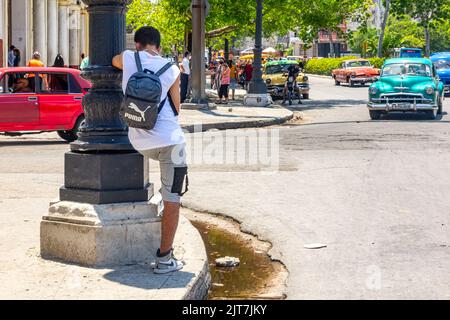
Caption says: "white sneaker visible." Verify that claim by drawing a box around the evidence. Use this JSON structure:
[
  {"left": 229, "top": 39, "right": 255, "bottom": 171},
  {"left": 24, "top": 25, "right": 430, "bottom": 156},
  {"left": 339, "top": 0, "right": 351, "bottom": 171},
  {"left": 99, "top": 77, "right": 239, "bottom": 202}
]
[{"left": 152, "top": 250, "right": 184, "bottom": 274}]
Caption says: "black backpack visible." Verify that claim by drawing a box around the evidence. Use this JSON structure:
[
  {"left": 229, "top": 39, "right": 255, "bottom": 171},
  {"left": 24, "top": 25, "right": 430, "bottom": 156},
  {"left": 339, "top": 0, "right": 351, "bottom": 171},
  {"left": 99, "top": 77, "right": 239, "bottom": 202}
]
[{"left": 121, "top": 51, "right": 178, "bottom": 130}]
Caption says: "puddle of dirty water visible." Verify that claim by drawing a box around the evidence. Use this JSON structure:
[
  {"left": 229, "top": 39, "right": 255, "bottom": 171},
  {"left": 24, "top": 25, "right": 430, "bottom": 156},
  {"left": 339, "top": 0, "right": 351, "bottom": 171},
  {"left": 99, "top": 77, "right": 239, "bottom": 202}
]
[{"left": 190, "top": 220, "right": 278, "bottom": 300}]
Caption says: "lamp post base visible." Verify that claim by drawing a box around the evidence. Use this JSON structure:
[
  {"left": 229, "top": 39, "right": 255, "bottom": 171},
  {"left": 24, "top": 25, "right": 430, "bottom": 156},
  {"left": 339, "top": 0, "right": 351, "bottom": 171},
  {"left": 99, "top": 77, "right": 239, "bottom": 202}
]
[
  {"left": 40, "top": 200, "right": 163, "bottom": 266},
  {"left": 243, "top": 93, "right": 273, "bottom": 107}
]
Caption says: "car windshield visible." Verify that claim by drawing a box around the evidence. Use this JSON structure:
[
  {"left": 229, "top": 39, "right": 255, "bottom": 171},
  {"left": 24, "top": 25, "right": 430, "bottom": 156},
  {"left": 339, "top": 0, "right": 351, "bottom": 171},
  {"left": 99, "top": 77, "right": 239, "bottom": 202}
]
[
  {"left": 434, "top": 60, "right": 450, "bottom": 70},
  {"left": 265, "top": 64, "right": 293, "bottom": 75},
  {"left": 346, "top": 61, "right": 371, "bottom": 68},
  {"left": 382, "top": 63, "right": 432, "bottom": 77}
]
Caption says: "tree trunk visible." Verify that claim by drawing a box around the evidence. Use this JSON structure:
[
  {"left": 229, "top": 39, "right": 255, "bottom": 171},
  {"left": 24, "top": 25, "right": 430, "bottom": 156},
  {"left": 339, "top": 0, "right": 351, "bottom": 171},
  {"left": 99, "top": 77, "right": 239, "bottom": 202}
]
[
  {"left": 224, "top": 38, "right": 229, "bottom": 62},
  {"left": 425, "top": 25, "right": 431, "bottom": 57},
  {"left": 378, "top": 0, "right": 390, "bottom": 58},
  {"left": 328, "top": 31, "right": 335, "bottom": 58}
]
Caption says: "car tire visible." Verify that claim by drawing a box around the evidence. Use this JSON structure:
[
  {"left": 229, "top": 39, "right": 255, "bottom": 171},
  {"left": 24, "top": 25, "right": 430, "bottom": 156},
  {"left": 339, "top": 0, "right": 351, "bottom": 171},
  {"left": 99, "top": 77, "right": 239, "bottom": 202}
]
[
  {"left": 334, "top": 77, "right": 340, "bottom": 86},
  {"left": 427, "top": 109, "right": 437, "bottom": 120},
  {"left": 302, "top": 93, "right": 309, "bottom": 100},
  {"left": 437, "top": 96, "right": 443, "bottom": 115},
  {"left": 57, "top": 116, "right": 85, "bottom": 143},
  {"left": 369, "top": 110, "right": 382, "bottom": 120},
  {"left": 349, "top": 79, "right": 355, "bottom": 87}
]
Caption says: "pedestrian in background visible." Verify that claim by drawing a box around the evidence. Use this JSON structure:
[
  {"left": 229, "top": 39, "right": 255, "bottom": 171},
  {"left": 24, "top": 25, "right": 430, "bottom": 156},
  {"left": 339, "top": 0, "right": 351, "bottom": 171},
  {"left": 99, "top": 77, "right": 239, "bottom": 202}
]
[
  {"left": 13, "top": 48, "right": 21, "bottom": 67},
  {"left": 80, "top": 54, "right": 90, "bottom": 70},
  {"left": 218, "top": 60, "right": 230, "bottom": 104},
  {"left": 8, "top": 45, "right": 15, "bottom": 67},
  {"left": 244, "top": 61, "right": 253, "bottom": 90},
  {"left": 228, "top": 60, "right": 238, "bottom": 100},
  {"left": 52, "top": 54, "right": 65, "bottom": 67},
  {"left": 27, "top": 52, "right": 47, "bottom": 91},
  {"left": 27, "top": 51, "right": 44, "bottom": 67},
  {"left": 180, "top": 51, "right": 191, "bottom": 103}
]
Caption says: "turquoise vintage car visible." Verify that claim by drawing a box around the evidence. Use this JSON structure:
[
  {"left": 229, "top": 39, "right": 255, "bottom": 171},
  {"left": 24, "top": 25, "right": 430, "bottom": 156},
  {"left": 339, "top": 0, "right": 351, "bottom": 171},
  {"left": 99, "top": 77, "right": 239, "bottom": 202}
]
[{"left": 368, "top": 58, "right": 444, "bottom": 119}]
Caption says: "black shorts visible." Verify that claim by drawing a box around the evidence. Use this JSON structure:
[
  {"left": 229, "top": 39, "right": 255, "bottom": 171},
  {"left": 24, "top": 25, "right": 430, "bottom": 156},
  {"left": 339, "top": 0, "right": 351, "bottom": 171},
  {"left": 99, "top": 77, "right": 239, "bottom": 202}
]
[{"left": 219, "top": 84, "right": 229, "bottom": 98}]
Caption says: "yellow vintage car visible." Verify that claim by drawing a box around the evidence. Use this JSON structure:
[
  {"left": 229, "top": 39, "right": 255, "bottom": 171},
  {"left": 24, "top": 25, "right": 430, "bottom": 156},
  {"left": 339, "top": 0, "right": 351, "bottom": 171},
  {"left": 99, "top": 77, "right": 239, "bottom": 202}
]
[{"left": 262, "top": 60, "right": 310, "bottom": 99}]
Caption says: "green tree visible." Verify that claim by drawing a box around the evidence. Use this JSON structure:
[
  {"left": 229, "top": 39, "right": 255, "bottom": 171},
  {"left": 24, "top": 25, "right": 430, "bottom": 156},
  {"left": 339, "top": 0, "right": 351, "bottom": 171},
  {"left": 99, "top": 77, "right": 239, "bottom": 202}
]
[
  {"left": 126, "top": 0, "right": 305, "bottom": 55},
  {"left": 349, "top": 28, "right": 378, "bottom": 57},
  {"left": 377, "top": 0, "right": 391, "bottom": 58},
  {"left": 393, "top": 0, "right": 449, "bottom": 56},
  {"left": 296, "top": 0, "right": 370, "bottom": 57}
]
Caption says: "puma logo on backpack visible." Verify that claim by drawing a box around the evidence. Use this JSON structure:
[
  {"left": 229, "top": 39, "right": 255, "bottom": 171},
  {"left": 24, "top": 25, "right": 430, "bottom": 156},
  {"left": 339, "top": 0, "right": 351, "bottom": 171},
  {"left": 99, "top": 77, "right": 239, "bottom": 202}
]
[{"left": 121, "top": 51, "right": 178, "bottom": 130}]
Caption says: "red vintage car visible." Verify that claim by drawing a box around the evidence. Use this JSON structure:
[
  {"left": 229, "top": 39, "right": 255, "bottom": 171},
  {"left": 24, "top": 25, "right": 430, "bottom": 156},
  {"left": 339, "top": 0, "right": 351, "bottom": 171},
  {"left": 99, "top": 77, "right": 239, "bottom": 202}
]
[
  {"left": 332, "top": 59, "right": 380, "bottom": 87},
  {"left": 0, "top": 67, "right": 91, "bottom": 142}
]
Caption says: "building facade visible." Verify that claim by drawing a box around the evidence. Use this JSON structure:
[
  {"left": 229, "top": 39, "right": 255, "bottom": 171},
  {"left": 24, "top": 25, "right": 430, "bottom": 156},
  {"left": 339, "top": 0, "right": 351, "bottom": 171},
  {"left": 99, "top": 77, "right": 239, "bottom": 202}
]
[{"left": 0, "top": 0, "right": 89, "bottom": 68}]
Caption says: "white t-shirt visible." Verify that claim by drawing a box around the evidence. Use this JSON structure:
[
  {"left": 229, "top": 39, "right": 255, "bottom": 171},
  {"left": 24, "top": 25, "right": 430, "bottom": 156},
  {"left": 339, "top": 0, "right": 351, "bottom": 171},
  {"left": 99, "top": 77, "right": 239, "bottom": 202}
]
[
  {"left": 182, "top": 57, "right": 190, "bottom": 75},
  {"left": 122, "top": 50, "right": 185, "bottom": 151}
]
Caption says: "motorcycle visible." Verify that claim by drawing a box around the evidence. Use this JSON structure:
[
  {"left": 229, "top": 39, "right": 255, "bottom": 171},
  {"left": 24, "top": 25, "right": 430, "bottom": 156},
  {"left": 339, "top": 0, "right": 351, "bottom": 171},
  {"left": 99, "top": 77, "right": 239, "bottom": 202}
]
[{"left": 283, "top": 73, "right": 301, "bottom": 105}]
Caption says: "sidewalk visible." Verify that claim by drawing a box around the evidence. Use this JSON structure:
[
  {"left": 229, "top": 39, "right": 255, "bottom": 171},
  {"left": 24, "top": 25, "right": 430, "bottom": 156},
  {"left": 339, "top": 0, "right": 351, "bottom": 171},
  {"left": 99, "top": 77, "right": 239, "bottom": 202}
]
[
  {"left": 180, "top": 104, "right": 293, "bottom": 132},
  {"left": 0, "top": 155, "right": 210, "bottom": 299},
  {"left": 181, "top": 86, "right": 293, "bottom": 132}
]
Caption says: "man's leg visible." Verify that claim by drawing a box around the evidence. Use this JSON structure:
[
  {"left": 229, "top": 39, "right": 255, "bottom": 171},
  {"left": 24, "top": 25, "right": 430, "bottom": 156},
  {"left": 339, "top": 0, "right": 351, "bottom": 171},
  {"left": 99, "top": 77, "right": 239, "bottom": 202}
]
[
  {"left": 154, "top": 144, "right": 187, "bottom": 273},
  {"left": 159, "top": 201, "right": 180, "bottom": 254},
  {"left": 180, "top": 73, "right": 188, "bottom": 103}
]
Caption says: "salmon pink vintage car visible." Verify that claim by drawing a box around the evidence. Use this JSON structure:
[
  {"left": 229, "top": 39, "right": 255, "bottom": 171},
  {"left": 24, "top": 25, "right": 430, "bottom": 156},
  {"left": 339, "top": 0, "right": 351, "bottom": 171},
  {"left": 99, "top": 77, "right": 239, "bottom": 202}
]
[
  {"left": 0, "top": 67, "right": 91, "bottom": 142},
  {"left": 332, "top": 59, "right": 380, "bottom": 87}
]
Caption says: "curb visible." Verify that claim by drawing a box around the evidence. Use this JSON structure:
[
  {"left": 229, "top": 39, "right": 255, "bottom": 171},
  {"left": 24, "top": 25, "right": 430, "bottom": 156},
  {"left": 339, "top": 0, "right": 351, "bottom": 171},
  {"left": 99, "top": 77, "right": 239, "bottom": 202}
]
[
  {"left": 181, "top": 107, "right": 294, "bottom": 133},
  {"left": 177, "top": 215, "right": 212, "bottom": 300}
]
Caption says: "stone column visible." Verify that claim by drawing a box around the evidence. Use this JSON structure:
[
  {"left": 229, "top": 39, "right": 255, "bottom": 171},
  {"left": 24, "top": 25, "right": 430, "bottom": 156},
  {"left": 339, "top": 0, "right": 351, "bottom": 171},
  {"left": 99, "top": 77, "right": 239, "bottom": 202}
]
[
  {"left": 188, "top": 0, "right": 208, "bottom": 107},
  {"left": 58, "top": 0, "right": 70, "bottom": 65},
  {"left": 47, "top": 0, "right": 59, "bottom": 65},
  {"left": 0, "top": 0, "right": 5, "bottom": 67},
  {"left": 33, "top": 0, "right": 47, "bottom": 65},
  {"left": 80, "top": 7, "right": 88, "bottom": 57},
  {"left": 69, "top": 5, "right": 80, "bottom": 67}
]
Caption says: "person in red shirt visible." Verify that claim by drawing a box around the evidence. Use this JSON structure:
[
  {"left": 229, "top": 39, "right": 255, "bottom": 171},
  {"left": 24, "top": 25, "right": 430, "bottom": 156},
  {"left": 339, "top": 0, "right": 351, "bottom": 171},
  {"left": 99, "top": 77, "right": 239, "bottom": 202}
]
[{"left": 244, "top": 61, "right": 253, "bottom": 90}]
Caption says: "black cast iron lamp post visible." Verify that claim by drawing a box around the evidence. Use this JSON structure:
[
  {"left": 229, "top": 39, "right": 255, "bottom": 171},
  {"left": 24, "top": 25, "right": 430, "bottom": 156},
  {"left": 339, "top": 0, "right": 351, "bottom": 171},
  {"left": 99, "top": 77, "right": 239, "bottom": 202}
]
[
  {"left": 40, "top": 0, "right": 159, "bottom": 267},
  {"left": 244, "top": 0, "right": 272, "bottom": 107},
  {"left": 60, "top": 0, "right": 151, "bottom": 204}
]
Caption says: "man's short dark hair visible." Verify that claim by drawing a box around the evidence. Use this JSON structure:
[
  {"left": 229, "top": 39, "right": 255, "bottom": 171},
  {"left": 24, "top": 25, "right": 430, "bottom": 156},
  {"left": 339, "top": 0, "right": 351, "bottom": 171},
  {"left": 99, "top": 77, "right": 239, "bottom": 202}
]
[
  {"left": 134, "top": 26, "right": 161, "bottom": 48},
  {"left": 184, "top": 51, "right": 191, "bottom": 57},
  {"left": 9, "top": 45, "right": 15, "bottom": 51}
]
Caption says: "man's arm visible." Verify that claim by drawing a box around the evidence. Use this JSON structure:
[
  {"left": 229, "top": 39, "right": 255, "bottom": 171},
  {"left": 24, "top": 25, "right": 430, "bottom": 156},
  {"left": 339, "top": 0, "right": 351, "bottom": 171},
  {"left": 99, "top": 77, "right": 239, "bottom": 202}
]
[
  {"left": 112, "top": 52, "right": 124, "bottom": 70},
  {"left": 169, "top": 75, "right": 181, "bottom": 113},
  {"left": 179, "top": 61, "right": 186, "bottom": 74}
]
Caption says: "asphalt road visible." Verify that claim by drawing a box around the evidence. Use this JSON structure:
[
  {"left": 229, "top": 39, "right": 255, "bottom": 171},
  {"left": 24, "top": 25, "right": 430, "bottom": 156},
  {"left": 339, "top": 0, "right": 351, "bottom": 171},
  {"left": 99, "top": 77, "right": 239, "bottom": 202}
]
[
  {"left": 1, "top": 76, "right": 450, "bottom": 299},
  {"left": 183, "top": 76, "right": 450, "bottom": 299}
]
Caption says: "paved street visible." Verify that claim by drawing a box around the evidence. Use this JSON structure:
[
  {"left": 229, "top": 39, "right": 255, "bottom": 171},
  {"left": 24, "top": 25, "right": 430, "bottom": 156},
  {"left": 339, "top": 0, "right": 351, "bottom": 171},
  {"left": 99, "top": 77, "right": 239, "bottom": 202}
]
[
  {"left": 183, "top": 76, "right": 450, "bottom": 299},
  {"left": 1, "top": 76, "right": 450, "bottom": 299}
]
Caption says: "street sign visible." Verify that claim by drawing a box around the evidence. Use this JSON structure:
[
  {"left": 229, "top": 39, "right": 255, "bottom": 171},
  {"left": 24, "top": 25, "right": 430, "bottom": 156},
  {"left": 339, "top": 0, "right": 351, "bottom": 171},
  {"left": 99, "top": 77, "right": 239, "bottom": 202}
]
[{"left": 190, "top": 0, "right": 210, "bottom": 17}]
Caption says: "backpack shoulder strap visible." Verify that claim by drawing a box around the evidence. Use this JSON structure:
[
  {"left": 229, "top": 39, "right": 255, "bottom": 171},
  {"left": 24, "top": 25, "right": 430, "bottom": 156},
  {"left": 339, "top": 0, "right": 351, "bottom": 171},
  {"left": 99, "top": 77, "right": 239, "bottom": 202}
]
[
  {"left": 155, "top": 62, "right": 173, "bottom": 77},
  {"left": 157, "top": 93, "right": 179, "bottom": 116},
  {"left": 134, "top": 51, "right": 143, "bottom": 72}
]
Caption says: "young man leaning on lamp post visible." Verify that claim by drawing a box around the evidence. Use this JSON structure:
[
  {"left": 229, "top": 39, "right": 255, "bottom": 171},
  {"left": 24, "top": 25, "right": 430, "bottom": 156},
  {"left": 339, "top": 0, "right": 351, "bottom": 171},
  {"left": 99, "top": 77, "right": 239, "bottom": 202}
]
[{"left": 112, "top": 26, "right": 188, "bottom": 274}]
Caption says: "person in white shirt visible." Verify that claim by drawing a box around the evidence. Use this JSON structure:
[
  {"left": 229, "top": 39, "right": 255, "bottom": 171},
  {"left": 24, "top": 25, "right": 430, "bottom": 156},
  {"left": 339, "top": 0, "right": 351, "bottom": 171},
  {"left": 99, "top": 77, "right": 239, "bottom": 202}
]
[
  {"left": 180, "top": 51, "right": 191, "bottom": 103},
  {"left": 112, "top": 26, "right": 187, "bottom": 275}
]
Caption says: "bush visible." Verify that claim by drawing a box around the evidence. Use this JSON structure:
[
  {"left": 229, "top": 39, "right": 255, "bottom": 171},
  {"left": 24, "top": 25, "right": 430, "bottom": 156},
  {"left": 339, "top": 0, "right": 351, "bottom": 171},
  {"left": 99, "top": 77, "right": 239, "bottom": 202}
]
[
  {"left": 304, "top": 56, "right": 386, "bottom": 75},
  {"left": 304, "top": 57, "right": 358, "bottom": 76},
  {"left": 367, "top": 57, "right": 386, "bottom": 69}
]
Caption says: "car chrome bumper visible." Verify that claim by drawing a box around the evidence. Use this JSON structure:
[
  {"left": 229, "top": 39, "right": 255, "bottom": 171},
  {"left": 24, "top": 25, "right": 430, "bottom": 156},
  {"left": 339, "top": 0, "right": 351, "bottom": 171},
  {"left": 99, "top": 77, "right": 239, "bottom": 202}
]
[
  {"left": 350, "top": 77, "right": 378, "bottom": 83},
  {"left": 367, "top": 102, "right": 438, "bottom": 111}
]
